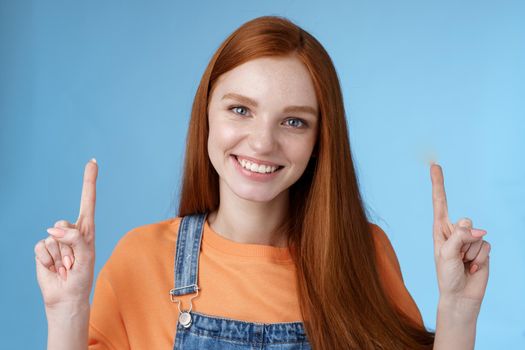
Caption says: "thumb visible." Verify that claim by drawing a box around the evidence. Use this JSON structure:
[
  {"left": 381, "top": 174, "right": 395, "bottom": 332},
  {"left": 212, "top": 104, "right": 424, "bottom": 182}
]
[
  {"left": 46, "top": 227, "right": 93, "bottom": 265},
  {"left": 440, "top": 221, "right": 487, "bottom": 260},
  {"left": 54, "top": 219, "right": 76, "bottom": 229}
]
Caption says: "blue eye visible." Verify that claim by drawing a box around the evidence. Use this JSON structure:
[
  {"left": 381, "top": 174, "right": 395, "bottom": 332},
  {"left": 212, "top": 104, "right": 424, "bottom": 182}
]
[
  {"left": 285, "top": 118, "right": 307, "bottom": 128},
  {"left": 229, "top": 105, "right": 307, "bottom": 129},
  {"left": 230, "top": 106, "right": 249, "bottom": 116}
]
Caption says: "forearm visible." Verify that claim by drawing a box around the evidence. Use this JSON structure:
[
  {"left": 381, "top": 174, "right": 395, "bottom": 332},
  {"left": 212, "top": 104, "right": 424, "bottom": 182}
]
[
  {"left": 434, "top": 296, "right": 480, "bottom": 350},
  {"left": 46, "top": 301, "right": 90, "bottom": 350}
]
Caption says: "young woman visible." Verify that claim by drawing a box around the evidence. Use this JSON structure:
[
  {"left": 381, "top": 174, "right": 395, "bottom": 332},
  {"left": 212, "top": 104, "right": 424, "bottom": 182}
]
[{"left": 35, "top": 16, "right": 491, "bottom": 349}]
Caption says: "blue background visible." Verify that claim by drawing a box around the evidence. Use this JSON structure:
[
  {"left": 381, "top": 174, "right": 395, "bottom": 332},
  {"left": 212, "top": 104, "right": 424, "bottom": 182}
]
[{"left": 1, "top": 0, "right": 524, "bottom": 348}]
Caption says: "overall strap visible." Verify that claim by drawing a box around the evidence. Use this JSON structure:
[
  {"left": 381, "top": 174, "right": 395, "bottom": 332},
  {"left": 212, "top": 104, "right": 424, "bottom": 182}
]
[{"left": 170, "top": 212, "right": 207, "bottom": 297}]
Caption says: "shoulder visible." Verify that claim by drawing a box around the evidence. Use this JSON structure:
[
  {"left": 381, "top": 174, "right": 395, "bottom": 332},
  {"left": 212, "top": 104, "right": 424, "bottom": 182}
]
[
  {"left": 368, "top": 223, "right": 402, "bottom": 272},
  {"left": 104, "top": 217, "right": 183, "bottom": 270},
  {"left": 116, "top": 216, "right": 182, "bottom": 249},
  {"left": 368, "top": 223, "right": 425, "bottom": 326},
  {"left": 368, "top": 222, "right": 391, "bottom": 246}
]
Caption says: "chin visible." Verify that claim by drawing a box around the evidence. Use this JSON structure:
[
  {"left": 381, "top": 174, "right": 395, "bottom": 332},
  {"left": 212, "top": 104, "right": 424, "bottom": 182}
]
[
  {"left": 234, "top": 188, "right": 280, "bottom": 203},
  {"left": 229, "top": 182, "right": 286, "bottom": 203}
]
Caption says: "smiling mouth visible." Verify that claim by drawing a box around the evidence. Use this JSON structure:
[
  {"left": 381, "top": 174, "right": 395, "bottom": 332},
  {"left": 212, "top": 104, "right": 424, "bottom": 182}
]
[{"left": 232, "top": 155, "right": 284, "bottom": 174}]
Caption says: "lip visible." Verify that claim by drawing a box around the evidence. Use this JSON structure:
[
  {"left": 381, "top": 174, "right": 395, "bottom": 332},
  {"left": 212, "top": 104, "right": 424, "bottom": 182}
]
[
  {"left": 230, "top": 155, "right": 283, "bottom": 183},
  {"left": 233, "top": 154, "right": 283, "bottom": 167}
]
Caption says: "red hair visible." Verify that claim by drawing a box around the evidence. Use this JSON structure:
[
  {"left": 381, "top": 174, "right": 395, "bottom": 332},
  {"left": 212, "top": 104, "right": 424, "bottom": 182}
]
[{"left": 178, "top": 16, "right": 435, "bottom": 349}]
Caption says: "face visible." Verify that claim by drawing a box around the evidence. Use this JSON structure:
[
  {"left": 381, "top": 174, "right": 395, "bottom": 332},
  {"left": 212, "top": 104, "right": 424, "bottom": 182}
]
[{"left": 207, "top": 55, "right": 319, "bottom": 203}]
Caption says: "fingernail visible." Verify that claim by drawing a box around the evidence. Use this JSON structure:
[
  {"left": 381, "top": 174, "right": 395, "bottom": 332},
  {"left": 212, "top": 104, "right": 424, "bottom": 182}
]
[
  {"left": 90, "top": 158, "right": 97, "bottom": 164},
  {"left": 49, "top": 265, "right": 56, "bottom": 273},
  {"left": 469, "top": 264, "right": 479, "bottom": 274},
  {"left": 471, "top": 228, "right": 487, "bottom": 237},
  {"left": 59, "top": 266, "right": 67, "bottom": 280},
  {"left": 63, "top": 256, "right": 72, "bottom": 270},
  {"left": 47, "top": 227, "right": 66, "bottom": 237}
]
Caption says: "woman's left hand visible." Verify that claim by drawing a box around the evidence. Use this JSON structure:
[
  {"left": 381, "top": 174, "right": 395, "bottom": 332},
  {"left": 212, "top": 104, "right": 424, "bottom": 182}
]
[{"left": 430, "top": 163, "right": 491, "bottom": 309}]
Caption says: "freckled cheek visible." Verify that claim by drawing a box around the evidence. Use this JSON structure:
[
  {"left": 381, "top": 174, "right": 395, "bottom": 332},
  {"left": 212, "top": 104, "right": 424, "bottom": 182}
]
[
  {"left": 282, "top": 135, "right": 317, "bottom": 163},
  {"left": 209, "top": 123, "right": 244, "bottom": 152}
]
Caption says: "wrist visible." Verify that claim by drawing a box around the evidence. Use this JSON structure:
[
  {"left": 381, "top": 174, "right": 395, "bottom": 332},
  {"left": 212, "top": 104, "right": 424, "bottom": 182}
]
[
  {"left": 438, "top": 295, "right": 480, "bottom": 324},
  {"left": 45, "top": 299, "right": 90, "bottom": 320},
  {"left": 46, "top": 301, "right": 90, "bottom": 350}
]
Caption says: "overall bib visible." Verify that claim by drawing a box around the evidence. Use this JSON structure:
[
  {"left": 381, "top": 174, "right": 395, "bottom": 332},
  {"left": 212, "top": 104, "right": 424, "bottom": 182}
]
[{"left": 170, "top": 212, "right": 312, "bottom": 349}]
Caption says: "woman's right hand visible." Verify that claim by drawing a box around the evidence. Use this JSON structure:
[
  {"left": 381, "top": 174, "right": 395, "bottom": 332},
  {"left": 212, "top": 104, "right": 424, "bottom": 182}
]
[{"left": 34, "top": 159, "right": 98, "bottom": 309}]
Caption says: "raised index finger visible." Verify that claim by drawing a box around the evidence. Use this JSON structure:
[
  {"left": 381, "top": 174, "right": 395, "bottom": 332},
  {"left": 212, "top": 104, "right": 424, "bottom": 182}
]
[
  {"left": 78, "top": 158, "right": 98, "bottom": 223},
  {"left": 430, "top": 163, "right": 449, "bottom": 222}
]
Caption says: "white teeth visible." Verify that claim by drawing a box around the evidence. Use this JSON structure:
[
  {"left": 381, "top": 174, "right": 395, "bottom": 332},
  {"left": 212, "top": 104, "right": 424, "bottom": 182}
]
[{"left": 236, "top": 156, "right": 279, "bottom": 174}]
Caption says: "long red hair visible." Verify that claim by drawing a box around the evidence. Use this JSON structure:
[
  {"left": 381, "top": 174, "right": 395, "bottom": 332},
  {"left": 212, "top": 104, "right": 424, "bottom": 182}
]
[{"left": 178, "top": 16, "right": 435, "bottom": 349}]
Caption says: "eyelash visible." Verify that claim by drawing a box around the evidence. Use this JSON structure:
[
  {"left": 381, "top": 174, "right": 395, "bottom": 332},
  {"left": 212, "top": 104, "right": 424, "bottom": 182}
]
[{"left": 228, "top": 105, "right": 308, "bottom": 128}]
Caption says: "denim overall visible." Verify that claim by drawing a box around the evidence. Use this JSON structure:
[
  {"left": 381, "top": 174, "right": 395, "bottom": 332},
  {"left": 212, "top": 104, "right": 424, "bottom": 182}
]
[{"left": 170, "top": 212, "right": 312, "bottom": 349}]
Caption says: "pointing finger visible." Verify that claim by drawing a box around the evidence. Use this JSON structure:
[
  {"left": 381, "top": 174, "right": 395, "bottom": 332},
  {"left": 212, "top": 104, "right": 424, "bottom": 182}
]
[
  {"left": 77, "top": 159, "right": 98, "bottom": 224},
  {"left": 430, "top": 163, "right": 449, "bottom": 223}
]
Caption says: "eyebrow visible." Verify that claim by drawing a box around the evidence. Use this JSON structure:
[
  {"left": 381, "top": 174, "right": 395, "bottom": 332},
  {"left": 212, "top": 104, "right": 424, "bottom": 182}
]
[{"left": 221, "top": 93, "right": 318, "bottom": 117}]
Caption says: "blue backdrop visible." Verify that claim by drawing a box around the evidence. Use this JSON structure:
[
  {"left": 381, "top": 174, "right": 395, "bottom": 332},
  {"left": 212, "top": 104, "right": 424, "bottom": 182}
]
[{"left": 1, "top": 0, "right": 524, "bottom": 348}]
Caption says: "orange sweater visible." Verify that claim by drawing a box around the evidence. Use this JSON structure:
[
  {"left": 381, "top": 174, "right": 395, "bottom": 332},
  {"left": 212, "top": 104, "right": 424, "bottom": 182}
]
[{"left": 88, "top": 217, "right": 424, "bottom": 349}]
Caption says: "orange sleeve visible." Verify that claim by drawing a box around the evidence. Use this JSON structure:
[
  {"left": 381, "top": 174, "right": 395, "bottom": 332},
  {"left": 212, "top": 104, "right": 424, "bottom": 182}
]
[
  {"left": 370, "top": 224, "right": 425, "bottom": 327},
  {"left": 88, "top": 266, "right": 130, "bottom": 350}
]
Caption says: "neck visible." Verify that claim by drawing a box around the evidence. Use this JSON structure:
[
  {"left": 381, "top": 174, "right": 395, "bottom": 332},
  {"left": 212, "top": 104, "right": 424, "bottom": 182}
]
[{"left": 207, "top": 185, "right": 290, "bottom": 248}]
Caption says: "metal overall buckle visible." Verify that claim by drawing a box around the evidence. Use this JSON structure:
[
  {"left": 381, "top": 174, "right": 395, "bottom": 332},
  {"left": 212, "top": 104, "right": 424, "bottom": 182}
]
[{"left": 169, "top": 285, "right": 200, "bottom": 328}]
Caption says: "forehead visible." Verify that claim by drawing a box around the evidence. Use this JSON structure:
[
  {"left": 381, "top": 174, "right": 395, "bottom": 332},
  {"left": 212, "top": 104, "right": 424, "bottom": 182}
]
[{"left": 212, "top": 55, "right": 318, "bottom": 107}]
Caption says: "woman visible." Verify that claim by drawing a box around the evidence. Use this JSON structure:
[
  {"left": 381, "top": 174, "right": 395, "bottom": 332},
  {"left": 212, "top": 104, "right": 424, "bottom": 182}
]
[{"left": 35, "top": 16, "right": 491, "bottom": 349}]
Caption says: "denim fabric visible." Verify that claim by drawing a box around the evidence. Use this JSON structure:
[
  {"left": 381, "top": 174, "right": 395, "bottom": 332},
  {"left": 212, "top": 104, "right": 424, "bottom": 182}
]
[{"left": 172, "top": 213, "right": 311, "bottom": 350}]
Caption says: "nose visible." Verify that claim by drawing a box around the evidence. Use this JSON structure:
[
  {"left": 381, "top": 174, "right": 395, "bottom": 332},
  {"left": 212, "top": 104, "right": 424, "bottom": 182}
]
[{"left": 248, "top": 121, "right": 278, "bottom": 154}]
